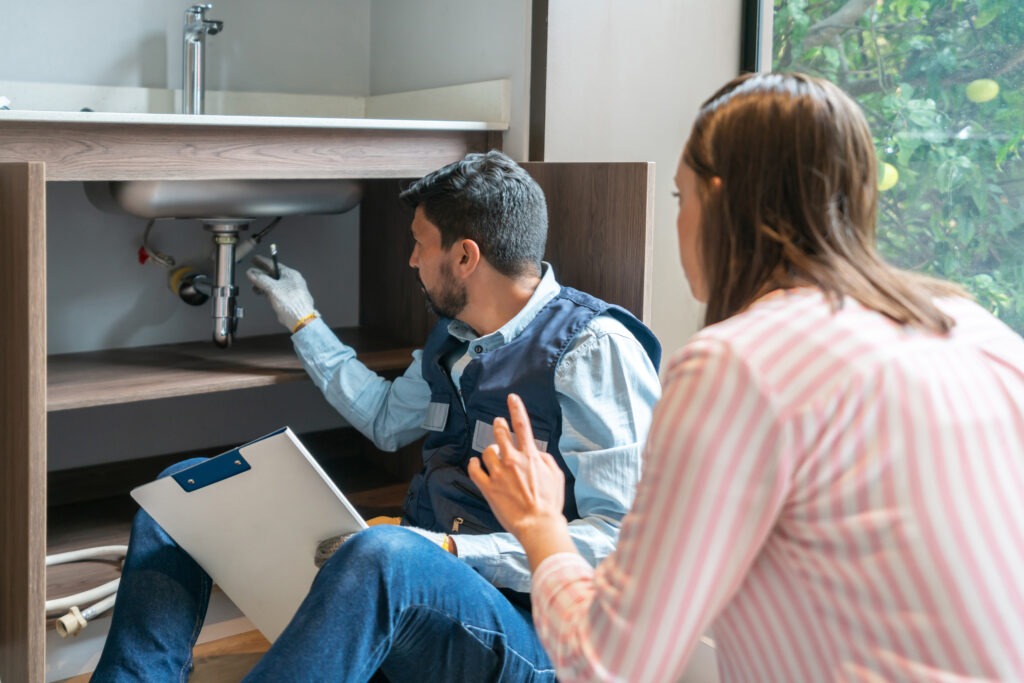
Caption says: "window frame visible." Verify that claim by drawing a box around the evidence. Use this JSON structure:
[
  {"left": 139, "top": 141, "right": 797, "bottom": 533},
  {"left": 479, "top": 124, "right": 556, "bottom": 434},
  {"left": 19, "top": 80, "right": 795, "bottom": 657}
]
[{"left": 740, "top": 0, "right": 774, "bottom": 74}]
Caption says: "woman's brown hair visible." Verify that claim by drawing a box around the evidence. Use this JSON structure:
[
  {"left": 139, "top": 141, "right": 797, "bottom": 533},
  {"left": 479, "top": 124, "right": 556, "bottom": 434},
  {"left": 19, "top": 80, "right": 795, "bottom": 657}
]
[{"left": 684, "top": 72, "right": 965, "bottom": 330}]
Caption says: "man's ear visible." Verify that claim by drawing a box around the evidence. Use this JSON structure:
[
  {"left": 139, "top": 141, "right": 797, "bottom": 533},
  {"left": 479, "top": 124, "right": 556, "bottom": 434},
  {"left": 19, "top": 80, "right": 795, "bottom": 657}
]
[{"left": 455, "top": 239, "right": 482, "bottom": 278}]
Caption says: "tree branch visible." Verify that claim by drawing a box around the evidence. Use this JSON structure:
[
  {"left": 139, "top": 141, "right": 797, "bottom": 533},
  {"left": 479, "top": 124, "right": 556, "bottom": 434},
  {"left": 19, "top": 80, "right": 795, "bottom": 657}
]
[
  {"left": 802, "top": 0, "right": 876, "bottom": 49},
  {"left": 842, "top": 45, "right": 1024, "bottom": 98},
  {"left": 997, "top": 46, "right": 1024, "bottom": 77}
]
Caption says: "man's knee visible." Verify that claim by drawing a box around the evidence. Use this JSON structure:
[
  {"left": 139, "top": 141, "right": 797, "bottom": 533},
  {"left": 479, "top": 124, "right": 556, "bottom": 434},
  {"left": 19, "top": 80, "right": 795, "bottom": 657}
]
[
  {"left": 338, "top": 525, "right": 429, "bottom": 561},
  {"left": 320, "top": 525, "right": 436, "bottom": 579}
]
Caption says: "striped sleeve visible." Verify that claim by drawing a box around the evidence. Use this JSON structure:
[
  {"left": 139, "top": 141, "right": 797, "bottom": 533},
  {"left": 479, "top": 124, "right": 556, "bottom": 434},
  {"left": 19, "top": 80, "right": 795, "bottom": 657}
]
[{"left": 531, "top": 338, "right": 794, "bottom": 682}]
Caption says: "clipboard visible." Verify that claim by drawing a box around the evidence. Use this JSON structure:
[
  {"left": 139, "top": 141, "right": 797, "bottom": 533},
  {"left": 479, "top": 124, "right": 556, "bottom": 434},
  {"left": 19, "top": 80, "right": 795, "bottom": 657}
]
[{"left": 131, "top": 426, "right": 367, "bottom": 642}]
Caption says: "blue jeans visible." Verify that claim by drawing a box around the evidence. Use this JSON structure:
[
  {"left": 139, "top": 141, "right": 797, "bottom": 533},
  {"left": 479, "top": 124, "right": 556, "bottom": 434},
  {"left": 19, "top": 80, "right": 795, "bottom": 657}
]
[{"left": 92, "top": 459, "right": 556, "bottom": 682}]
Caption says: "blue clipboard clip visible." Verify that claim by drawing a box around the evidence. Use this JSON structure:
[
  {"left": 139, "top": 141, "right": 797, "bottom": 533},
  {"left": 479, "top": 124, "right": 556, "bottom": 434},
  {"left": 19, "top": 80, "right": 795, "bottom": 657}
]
[{"left": 172, "top": 449, "right": 252, "bottom": 492}]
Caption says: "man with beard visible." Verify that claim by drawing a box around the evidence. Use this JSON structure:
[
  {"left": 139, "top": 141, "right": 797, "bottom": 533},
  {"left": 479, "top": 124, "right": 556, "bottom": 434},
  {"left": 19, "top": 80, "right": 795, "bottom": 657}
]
[{"left": 91, "top": 151, "right": 661, "bottom": 682}]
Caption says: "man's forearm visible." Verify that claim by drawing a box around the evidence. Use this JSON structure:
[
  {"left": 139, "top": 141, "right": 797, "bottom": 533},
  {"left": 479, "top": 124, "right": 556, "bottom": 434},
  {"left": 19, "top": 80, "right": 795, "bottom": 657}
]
[{"left": 292, "top": 318, "right": 430, "bottom": 450}]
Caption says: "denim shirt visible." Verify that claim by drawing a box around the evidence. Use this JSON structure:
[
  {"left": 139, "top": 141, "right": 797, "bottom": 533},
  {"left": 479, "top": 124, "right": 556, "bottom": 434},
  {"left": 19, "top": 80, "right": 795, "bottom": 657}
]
[{"left": 292, "top": 264, "right": 661, "bottom": 592}]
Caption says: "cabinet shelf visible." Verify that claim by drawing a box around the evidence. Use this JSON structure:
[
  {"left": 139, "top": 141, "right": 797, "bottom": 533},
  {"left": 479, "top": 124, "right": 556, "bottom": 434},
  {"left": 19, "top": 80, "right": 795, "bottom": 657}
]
[{"left": 47, "top": 326, "right": 416, "bottom": 412}]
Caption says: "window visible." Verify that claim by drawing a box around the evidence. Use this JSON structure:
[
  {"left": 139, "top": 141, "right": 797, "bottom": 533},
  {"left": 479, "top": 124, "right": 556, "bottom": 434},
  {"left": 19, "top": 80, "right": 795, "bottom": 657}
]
[{"left": 752, "top": 0, "right": 1024, "bottom": 331}]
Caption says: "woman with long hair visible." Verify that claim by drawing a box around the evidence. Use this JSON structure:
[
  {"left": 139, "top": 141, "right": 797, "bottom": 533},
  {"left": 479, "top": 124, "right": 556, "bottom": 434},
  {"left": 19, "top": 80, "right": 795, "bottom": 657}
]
[{"left": 469, "top": 72, "right": 1024, "bottom": 681}]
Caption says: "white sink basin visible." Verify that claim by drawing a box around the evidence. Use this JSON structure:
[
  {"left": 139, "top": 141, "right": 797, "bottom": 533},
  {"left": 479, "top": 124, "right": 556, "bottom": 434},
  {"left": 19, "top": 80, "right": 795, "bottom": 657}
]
[
  {"left": 84, "top": 178, "right": 361, "bottom": 219},
  {"left": 82, "top": 177, "right": 363, "bottom": 348}
]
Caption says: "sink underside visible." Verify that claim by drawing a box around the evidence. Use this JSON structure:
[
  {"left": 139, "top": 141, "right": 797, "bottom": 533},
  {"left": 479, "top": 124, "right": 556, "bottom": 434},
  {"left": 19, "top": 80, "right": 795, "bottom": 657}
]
[{"left": 84, "top": 179, "right": 362, "bottom": 220}]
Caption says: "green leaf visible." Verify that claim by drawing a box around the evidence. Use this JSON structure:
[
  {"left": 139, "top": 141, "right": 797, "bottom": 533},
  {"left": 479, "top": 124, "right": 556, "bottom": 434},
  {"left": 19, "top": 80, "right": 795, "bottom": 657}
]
[
  {"left": 774, "top": 0, "right": 1024, "bottom": 333},
  {"left": 974, "top": 1, "right": 1003, "bottom": 29}
]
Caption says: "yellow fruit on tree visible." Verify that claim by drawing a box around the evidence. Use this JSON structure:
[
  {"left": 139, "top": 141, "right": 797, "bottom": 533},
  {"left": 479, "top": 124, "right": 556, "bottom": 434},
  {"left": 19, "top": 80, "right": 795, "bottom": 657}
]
[
  {"left": 879, "top": 162, "right": 899, "bottom": 191},
  {"left": 966, "top": 78, "right": 1000, "bottom": 103}
]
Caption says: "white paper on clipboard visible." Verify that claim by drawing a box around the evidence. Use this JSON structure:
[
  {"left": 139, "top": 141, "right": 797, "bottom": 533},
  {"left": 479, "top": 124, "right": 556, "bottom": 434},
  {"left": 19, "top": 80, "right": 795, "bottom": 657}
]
[{"left": 130, "top": 426, "right": 368, "bottom": 642}]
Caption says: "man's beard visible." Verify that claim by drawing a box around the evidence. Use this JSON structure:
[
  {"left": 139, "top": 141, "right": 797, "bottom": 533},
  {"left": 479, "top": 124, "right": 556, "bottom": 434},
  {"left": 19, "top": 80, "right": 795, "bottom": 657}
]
[{"left": 417, "top": 262, "right": 467, "bottom": 319}]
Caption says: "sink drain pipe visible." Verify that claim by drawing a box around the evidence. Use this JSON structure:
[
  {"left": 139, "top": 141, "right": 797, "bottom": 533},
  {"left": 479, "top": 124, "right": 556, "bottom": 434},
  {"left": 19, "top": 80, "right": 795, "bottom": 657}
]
[{"left": 205, "top": 220, "right": 249, "bottom": 348}]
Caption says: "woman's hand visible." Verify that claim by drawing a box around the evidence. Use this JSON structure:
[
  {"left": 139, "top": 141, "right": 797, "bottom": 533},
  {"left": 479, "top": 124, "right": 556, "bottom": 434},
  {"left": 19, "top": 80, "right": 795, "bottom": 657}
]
[{"left": 469, "top": 394, "right": 577, "bottom": 570}]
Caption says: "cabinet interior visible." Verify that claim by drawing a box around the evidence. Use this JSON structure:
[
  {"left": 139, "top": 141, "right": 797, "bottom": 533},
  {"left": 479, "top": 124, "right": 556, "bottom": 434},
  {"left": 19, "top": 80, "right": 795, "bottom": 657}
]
[
  {"left": 44, "top": 177, "right": 433, "bottom": 626},
  {"left": 43, "top": 162, "right": 656, "bottom": 624}
]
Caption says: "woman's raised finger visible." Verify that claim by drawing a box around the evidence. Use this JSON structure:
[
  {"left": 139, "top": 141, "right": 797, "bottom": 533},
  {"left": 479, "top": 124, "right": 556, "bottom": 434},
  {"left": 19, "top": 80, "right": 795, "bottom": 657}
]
[{"left": 506, "top": 394, "right": 536, "bottom": 454}]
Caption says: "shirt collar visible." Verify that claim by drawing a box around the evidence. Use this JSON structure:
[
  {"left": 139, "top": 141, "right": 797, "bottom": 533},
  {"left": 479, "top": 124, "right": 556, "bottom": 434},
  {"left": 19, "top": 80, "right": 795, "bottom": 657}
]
[{"left": 446, "top": 262, "right": 560, "bottom": 354}]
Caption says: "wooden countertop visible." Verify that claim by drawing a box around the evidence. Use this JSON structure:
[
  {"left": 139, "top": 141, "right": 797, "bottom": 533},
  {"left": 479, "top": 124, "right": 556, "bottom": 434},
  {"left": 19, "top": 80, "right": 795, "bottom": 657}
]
[
  {"left": 0, "top": 114, "right": 503, "bottom": 181},
  {"left": 0, "top": 109, "right": 506, "bottom": 131}
]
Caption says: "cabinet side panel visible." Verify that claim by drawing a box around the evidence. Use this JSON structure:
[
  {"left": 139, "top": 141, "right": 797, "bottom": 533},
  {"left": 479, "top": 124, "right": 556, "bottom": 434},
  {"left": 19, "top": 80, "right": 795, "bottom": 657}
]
[
  {"left": 358, "top": 180, "right": 432, "bottom": 481},
  {"left": 359, "top": 180, "right": 436, "bottom": 347},
  {"left": 0, "top": 162, "right": 47, "bottom": 683},
  {"left": 522, "top": 162, "right": 655, "bottom": 322}
]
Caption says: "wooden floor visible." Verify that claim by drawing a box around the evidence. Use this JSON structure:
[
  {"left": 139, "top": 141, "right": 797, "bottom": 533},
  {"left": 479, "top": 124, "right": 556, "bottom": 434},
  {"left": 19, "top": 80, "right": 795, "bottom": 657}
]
[
  {"left": 47, "top": 428, "right": 411, "bottom": 682},
  {"left": 57, "top": 629, "right": 272, "bottom": 682}
]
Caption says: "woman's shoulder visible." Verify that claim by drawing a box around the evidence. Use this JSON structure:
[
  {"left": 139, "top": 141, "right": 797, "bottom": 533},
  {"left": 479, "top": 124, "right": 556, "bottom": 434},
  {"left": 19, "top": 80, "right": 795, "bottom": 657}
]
[
  {"left": 673, "top": 289, "right": 1024, "bottom": 386},
  {"left": 936, "top": 295, "right": 1024, "bottom": 353},
  {"left": 666, "top": 288, "right": 945, "bottom": 386},
  {"left": 686, "top": 288, "right": 836, "bottom": 353},
  {"left": 663, "top": 290, "right": 833, "bottom": 380}
]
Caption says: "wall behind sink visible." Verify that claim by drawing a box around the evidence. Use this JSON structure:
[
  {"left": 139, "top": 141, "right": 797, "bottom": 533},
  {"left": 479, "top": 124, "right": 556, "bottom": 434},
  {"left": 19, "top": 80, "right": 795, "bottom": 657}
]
[
  {"left": 2, "top": 0, "right": 371, "bottom": 97},
  {"left": 1, "top": 0, "right": 530, "bottom": 155}
]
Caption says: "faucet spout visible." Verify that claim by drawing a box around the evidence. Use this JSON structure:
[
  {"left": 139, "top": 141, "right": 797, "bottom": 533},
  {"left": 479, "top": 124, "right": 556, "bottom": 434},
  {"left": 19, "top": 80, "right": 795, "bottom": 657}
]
[{"left": 182, "top": 3, "right": 224, "bottom": 115}]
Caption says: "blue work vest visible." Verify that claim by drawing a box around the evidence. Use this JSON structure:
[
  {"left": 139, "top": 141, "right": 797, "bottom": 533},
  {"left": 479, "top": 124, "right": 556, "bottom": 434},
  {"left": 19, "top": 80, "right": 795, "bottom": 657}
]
[{"left": 402, "top": 286, "right": 661, "bottom": 537}]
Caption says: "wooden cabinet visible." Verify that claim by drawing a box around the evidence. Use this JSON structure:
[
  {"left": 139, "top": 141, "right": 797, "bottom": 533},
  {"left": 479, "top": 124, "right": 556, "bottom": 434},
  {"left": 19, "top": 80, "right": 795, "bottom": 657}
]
[{"left": 0, "top": 117, "right": 653, "bottom": 682}]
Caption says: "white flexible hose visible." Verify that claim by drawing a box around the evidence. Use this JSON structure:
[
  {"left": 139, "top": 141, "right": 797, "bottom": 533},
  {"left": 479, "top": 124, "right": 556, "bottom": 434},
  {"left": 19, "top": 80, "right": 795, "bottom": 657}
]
[
  {"left": 142, "top": 219, "right": 176, "bottom": 268},
  {"left": 55, "top": 589, "right": 121, "bottom": 638},
  {"left": 45, "top": 578, "right": 120, "bottom": 613},
  {"left": 81, "top": 592, "right": 118, "bottom": 621},
  {"left": 45, "top": 544, "right": 128, "bottom": 615},
  {"left": 234, "top": 216, "right": 283, "bottom": 262},
  {"left": 46, "top": 544, "right": 128, "bottom": 567},
  {"left": 234, "top": 236, "right": 260, "bottom": 262}
]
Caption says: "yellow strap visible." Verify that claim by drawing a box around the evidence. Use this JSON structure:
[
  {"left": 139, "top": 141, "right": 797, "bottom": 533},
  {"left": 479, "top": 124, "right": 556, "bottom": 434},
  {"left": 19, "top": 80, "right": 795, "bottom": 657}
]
[{"left": 291, "top": 313, "right": 318, "bottom": 334}]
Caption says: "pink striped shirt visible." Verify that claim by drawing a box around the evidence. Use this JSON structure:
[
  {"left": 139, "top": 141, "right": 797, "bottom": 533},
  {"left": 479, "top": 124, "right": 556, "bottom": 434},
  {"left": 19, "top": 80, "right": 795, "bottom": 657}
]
[{"left": 532, "top": 288, "right": 1024, "bottom": 682}]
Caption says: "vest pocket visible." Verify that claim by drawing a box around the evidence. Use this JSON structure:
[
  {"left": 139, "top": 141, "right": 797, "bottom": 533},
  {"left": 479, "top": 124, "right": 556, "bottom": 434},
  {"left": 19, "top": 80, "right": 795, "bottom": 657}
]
[
  {"left": 421, "top": 401, "right": 450, "bottom": 432},
  {"left": 427, "top": 466, "right": 503, "bottom": 536},
  {"left": 450, "top": 515, "right": 490, "bottom": 534},
  {"left": 471, "top": 419, "right": 549, "bottom": 454},
  {"left": 452, "top": 479, "right": 486, "bottom": 503}
]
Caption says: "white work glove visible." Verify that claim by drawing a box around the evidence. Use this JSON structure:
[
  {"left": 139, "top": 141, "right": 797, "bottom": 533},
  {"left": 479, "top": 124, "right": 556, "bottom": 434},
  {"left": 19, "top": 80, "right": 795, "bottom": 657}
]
[
  {"left": 313, "top": 525, "right": 451, "bottom": 568},
  {"left": 246, "top": 255, "right": 319, "bottom": 332}
]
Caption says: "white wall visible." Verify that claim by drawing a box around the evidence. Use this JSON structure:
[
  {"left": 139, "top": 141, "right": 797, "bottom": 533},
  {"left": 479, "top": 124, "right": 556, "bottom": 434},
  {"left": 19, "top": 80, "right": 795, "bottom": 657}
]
[
  {"left": 544, "top": 0, "right": 744, "bottom": 357},
  {"left": 368, "top": 0, "right": 532, "bottom": 158},
  {"left": 1, "top": 0, "right": 371, "bottom": 96}
]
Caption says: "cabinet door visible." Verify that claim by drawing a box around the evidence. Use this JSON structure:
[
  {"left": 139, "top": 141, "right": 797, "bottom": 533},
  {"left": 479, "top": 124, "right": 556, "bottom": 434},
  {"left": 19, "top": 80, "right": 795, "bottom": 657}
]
[
  {"left": 0, "top": 161, "right": 47, "bottom": 683},
  {"left": 523, "top": 162, "right": 655, "bottom": 323}
]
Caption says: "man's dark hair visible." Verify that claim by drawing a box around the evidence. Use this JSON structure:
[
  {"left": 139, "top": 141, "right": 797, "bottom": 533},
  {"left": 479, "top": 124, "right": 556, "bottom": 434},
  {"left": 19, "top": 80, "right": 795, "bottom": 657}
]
[{"left": 399, "top": 150, "right": 548, "bottom": 278}]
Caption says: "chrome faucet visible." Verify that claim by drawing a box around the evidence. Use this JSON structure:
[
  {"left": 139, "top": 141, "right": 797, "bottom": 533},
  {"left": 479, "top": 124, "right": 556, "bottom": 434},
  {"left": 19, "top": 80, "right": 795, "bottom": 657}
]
[{"left": 181, "top": 4, "right": 223, "bottom": 115}]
